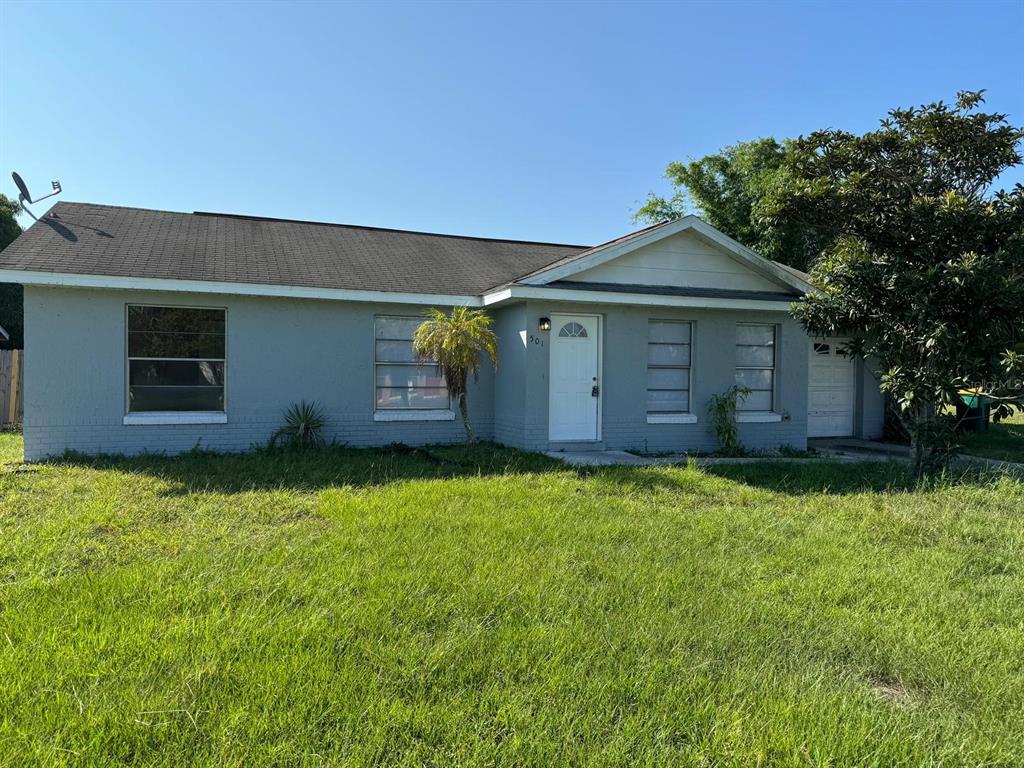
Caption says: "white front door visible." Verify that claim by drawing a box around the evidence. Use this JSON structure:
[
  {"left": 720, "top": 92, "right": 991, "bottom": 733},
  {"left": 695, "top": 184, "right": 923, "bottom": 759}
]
[
  {"left": 808, "top": 338, "right": 856, "bottom": 437},
  {"left": 549, "top": 314, "right": 601, "bottom": 441}
]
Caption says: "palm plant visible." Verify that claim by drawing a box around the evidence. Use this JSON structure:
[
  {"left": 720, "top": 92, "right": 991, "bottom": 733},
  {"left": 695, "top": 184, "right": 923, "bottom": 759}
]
[{"left": 413, "top": 307, "right": 498, "bottom": 444}]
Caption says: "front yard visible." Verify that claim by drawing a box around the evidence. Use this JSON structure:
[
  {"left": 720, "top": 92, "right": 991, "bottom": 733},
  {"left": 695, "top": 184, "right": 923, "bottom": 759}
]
[{"left": 1, "top": 433, "right": 1022, "bottom": 767}]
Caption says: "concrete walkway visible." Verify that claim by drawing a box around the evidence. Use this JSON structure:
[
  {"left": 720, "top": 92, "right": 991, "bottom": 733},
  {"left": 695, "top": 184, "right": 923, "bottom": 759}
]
[
  {"left": 545, "top": 438, "right": 1024, "bottom": 474},
  {"left": 544, "top": 449, "right": 894, "bottom": 468}
]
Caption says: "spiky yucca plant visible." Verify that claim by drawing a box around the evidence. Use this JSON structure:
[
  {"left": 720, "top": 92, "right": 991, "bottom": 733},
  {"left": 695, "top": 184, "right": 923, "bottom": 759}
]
[
  {"left": 413, "top": 307, "right": 498, "bottom": 444},
  {"left": 270, "top": 400, "right": 327, "bottom": 449}
]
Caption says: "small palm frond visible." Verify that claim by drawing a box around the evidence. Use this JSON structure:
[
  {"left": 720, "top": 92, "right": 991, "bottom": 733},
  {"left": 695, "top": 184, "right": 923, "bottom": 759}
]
[
  {"left": 412, "top": 307, "right": 498, "bottom": 443},
  {"left": 413, "top": 307, "right": 498, "bottom": 386}
]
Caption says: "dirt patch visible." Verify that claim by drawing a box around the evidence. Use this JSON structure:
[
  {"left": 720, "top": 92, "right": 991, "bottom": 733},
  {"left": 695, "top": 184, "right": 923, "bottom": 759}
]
[{"left": 869, "top": 674, "right": 911, "bottom": 705}]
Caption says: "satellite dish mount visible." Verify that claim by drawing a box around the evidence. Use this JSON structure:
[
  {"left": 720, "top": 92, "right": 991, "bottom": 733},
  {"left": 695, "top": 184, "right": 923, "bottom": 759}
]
[{"left": 12, "top": 171, "right": 62, "bottom": 219}]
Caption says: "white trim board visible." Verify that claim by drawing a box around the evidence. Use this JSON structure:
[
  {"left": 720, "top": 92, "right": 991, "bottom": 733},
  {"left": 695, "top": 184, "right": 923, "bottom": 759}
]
[
  {"left": 482, "top": 285, "right": 796, "bottom": 312},
  {"left": 4, "top": 268, "right": 801, "bottom": 311},
  {"left": 123, "top": 412, "right": 227, "bottom": 426},
  {"left": 0, "top": 270, "right": 481, "bottom": 307},
  {"left": 373, "top": 410, "right": 456, "bottom": 422}
]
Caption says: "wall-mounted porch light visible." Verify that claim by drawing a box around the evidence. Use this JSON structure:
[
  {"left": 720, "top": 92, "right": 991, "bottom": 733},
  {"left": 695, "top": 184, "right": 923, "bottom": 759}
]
[{"left": 538, "top": 317, "right": 551, "bottom": 332}]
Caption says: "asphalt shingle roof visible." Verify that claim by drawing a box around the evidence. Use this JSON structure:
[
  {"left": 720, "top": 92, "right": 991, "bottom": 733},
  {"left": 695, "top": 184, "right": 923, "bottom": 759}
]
[{"left": 0, "top": 202, "right": 589, "bottom": 296}]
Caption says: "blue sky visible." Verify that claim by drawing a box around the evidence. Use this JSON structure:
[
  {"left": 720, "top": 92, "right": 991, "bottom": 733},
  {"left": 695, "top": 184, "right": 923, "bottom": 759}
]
[{"left": 1, "top": 0, "right": 1022, "bottom": 245}]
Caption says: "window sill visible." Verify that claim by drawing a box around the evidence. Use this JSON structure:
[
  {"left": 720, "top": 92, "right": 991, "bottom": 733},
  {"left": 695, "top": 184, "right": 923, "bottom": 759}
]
[
  {"left": 736, "top": 412, "right": 783, "bottom": 423},
  {"left": 647, "top": 413, "right": 698, "bottom": 425},
  {"left": 123, "top": 412, "right": 227, "bottom": 426},
  {"left": 374, "top": 410, "right": 456, "bottom": 422}
]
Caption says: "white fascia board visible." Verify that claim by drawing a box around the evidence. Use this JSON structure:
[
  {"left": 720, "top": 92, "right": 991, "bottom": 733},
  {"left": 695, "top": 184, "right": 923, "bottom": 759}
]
[
  {"left": 482, "top": 285, "right": 797, "bottom": 312},
  {"left": 518, "top": 215, "right": 815, "bottom": 296},
  {"left": 0, "top": 270, "right": 482, "bottom": 307}
]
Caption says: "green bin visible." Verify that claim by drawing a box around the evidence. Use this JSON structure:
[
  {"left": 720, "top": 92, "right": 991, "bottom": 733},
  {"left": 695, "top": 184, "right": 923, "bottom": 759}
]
[{"left": 956, "top": 392, "right": 991, "bottom": 432}]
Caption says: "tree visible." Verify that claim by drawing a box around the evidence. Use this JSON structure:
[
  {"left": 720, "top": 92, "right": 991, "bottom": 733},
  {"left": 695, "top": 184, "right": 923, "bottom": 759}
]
[
  {"left": 764, "top": 91, "right": 1024, "bottom": 476},
  {"left": 634, "top": 138, "right": 829, "bottom": 271},
  {"left": 0, "top": 193, "right": 24, "bottom": 349},
  {"left": 413, "top": 307, "right": 498, "bottom": 444}
]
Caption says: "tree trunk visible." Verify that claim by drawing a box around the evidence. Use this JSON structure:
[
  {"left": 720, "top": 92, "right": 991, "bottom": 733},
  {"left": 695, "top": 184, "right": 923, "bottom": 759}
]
[
  {"left": 908, "top": 402, "right": 936, "bottom": 479},
  {"left": 458, "top": 392, "right": 475, "bottom": 444}
]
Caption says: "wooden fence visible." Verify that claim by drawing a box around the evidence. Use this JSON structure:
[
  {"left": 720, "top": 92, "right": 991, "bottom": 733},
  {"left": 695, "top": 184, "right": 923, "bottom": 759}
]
[{"left": 0, "top": 350, "right": 24, "bottom": 427}]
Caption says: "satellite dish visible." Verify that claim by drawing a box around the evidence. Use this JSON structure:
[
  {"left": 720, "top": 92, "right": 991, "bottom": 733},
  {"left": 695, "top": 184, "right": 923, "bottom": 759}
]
[
  {"left": 11, "top": 171, "right": 62, "bottom": 209},
  {"left": 12, "top": 172, "right": 32, "bottom": 203},
  {"left": 11, "top": 171, "right": 62, "bottom": 221}
]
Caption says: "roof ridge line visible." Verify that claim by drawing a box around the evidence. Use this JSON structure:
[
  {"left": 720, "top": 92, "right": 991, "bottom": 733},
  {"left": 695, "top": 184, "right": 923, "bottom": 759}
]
[
  {"left": 192, "top": 210, "right": 589, "bottom": 248},
  {"left": 47, "top": 202, "right": 591, "bottom": 249}
]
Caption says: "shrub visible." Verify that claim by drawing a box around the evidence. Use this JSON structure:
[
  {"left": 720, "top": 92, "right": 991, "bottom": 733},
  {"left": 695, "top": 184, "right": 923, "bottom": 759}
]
[
  {"left": 269, "top": 400, "right": 327, "bottom": 449},
  {"left": 707, "top": 385, "right": 751, "bottom": 456}
]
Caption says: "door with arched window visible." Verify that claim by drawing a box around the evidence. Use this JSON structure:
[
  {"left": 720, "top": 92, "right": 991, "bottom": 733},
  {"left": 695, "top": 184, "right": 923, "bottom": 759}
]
[{"left": 549, "top": 314, "right": 601, "bottom": 441}]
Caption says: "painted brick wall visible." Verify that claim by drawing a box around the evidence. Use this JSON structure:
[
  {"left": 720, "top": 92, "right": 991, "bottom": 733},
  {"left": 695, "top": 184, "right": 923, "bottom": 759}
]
[
  {"left": 23, "top": 287, "right": 494, "bottom": 459},
  {"left": 23, "top": 288, "right": 873, "bottom": 461}
]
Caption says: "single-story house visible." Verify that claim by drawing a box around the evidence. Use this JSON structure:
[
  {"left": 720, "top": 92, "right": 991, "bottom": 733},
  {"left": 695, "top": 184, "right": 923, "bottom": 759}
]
[{"left": 0, "top": 202, "right": 885, "bottom": 460}]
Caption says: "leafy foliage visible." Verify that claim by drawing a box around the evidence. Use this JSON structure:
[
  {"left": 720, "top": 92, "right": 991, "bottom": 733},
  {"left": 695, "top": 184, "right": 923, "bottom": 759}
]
[
  {"left": 634, "top": 138, "right": 828, "bottom": 271},
  {"left": 269, "top": 400, "right": 327, "bottom": 449},
  {"left": 707, "top": 385, "right": 751, "bottom": 456},
  {"left": 0, "top": 193, "right": 24, "bottom": 349},
  {"left": 765, "top": 91, "right": 1024, "bottom": 475},
  {"left": 413, "top": 307, "right": 498, "bottom": 443}
]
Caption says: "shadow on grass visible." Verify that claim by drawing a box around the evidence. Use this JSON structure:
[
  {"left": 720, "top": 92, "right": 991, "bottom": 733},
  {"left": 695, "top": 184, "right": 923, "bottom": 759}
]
[
  {"left": 43, "top": 442, "right": 569, "bottom": 495},
  {"left": 702, "top": 459, "right": 1008, "bottom": 495},
  {"left": 32, "top": 442, "right": 1013, "bottom": 498}
]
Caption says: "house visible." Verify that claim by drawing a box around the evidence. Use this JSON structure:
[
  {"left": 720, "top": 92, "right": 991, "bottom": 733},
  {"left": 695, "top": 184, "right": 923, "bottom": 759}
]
[{"left": 0, "top": 202, "right": 885, "bottom": 460}]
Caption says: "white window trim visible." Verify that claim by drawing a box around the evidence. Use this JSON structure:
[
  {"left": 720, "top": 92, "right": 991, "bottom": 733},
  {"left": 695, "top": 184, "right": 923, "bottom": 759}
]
[
  {"left": 736, "top": 411, "right": 783, "bottom": 423},
  {"left": 736, "top": 322, "right": 777, "bottom": 415},
  {"left": 373, "top": 314, "right": 452, "bottom": 416},
  {"left": 124, "top": 412, "right": 228, "bottom": 426},
  {"left": 126, "top": 303, "right": 227, "bottom": 419},
  {"left": 646, "top": 319, "right": 694, "bottom": 421},
  {"left": 646, "top": 413, "right": 698, "bottom": 425},
  {"left": 373, "top": 409, "right": 455, "bottom": 422}
]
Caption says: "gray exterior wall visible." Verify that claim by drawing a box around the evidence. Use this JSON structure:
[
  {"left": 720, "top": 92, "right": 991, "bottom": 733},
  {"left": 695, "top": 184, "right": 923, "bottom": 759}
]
[
  {"left": 23, "top": 287, "right": 888, "bottom": 461},
  {"left": 506, "top": 301, "right": 809, "bottom": 453},
  {"left": 22, "top": 286, "right": 494, "bottom": 460}
]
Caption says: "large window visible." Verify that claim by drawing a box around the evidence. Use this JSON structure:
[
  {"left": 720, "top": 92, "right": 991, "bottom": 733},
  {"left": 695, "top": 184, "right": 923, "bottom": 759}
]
[
  {"left": 374, "top": 316, "right": 449, "bottom": 410},
  {"left": 127, "top": 305, "right": 225, "bottom": 412},
  {"left": 735, "top": 323, "right": 775, "bottom": 412},
  {"left": 647, "top": 321, "right": 691, "bottom": 415}
]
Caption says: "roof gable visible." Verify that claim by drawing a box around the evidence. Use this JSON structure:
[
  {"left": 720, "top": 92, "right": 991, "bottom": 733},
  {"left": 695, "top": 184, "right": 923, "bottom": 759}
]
[{"left": 517, "top": 216, "right": 812, "bottom": 295}]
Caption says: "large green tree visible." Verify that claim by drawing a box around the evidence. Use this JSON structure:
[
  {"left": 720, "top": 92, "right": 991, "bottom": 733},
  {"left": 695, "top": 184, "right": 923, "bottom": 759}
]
[
  {"left": 0, "top": 193, "right": 24, "bottom": 349},
  {"left": 765, "top": 91, "right": 1024, "bottom": 475},
  {"left": 635, "top": 138, "right": 829, "bottom": 271}
]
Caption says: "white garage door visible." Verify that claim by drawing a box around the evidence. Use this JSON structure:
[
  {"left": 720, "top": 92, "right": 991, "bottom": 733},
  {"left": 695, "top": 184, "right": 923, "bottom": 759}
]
[{"left": 808, "top": 338, "right": 855, "bottom": 438}]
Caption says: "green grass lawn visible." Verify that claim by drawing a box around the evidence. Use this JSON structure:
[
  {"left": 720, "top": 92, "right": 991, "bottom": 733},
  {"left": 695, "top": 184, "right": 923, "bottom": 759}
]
[
  {"left": 959, "top": 412, "right": 1024, "bottom": 464},
  {"left": 2, "top": 433, "right": 1023, "bottom": 767}
]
